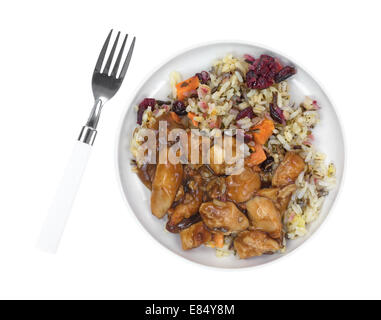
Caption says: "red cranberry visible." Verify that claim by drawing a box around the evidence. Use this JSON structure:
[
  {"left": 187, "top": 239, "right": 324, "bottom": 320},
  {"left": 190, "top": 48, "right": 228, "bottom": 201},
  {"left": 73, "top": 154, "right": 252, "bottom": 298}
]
[
  {"left": 236, "top": 107, "right": 254, "bottom": 121},
  {"left": 274, "top": 66, "right": 296, "bottom": 83},
  {"left": 244, "top": 134, "right": 253, "bottom": 143},
  {"left": 195, "top": 71, "right": 210, "bottom": 84},
  {"left": 137, "top": 98, "right": 156, "bottom": 124},
  {"left": 246, "top": 54, "right": 283, "bottom": 90},
  {"left": 270, "top": 103, "right": 286, "bottom": 125},
  {"left": 244, "top": 54, "right": 255, "bottom": 64},
  {"left": 172, "top": 100, "right": 187, "bottom": 115}
]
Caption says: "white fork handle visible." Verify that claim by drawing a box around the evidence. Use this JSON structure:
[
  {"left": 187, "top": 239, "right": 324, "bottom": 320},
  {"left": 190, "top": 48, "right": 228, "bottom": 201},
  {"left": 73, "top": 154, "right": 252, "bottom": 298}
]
[{"left": 37, "top": 141, "right": 92, "bottom": 253}]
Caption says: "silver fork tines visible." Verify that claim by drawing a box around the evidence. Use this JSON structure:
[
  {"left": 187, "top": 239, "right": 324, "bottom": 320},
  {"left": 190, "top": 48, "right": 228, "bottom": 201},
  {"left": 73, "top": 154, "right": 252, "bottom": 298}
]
[
  {"left": 79, "top": 30, "right": 136, "bottom": 145},
  {"left": 94, "top": 29, "right": 135, "bottom": 79}
]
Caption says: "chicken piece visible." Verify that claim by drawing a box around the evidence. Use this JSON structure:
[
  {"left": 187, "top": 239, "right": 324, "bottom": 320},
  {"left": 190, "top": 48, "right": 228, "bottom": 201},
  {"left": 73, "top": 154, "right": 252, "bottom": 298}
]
[
  {"left": 234, "top": 230, "right": 281, "bottom": 259},
  {"left": 226, "top": 166, "right": 261, "bottom": 203},
  {"left": 174, "top": 185, "right": 185, "bottom": 202},
  {"left": 167, "top": 177, "right": 203, "bottom": 226},
  {"left": 277, "top": 184, "right": 297, "bottom": 214},
  {"left": 168, "top": 193, "right": 202, "bottom": 225},
  {"left": 246, "top": 196, "right": 282, "bottom": 239},
  {"left": 256, "top": 188, "right": 279, "bottom": 202},
  {"left": 180, "top": 221, "right": 212, "bottom": 250},
  {"left": 272, "top": 152, "right": 305, "bottom": 187},
  {"left": 206, "top": 177, "right": 226, "bottom": 200},
  {"left": 199, "top": 200, "right": 249, "bottom": 234},
  {"left": 151, "top": 162, "right": 183, "bottom": 218},
  {"left": 209, "top": 137, "right": 238, "bottom": 175}
]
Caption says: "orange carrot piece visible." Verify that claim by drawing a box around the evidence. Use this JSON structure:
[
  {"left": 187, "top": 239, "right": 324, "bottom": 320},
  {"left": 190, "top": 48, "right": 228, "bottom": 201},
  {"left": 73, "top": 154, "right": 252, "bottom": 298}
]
[
  {"left": 187, "top": 112, "right": 198, "bottom": 127},
  {"left": 170, "top": 111, "right": 181, "bottom": 124},
  {"left": 213, "top": 233, "right": 224, "bottom": 248},
  {"left": 176, "top": 76, "right": 200, "bottom": 101},
  {"left": 252, "top": 119, "right": 275, "bottom": 145},
  {"left": 247, "top": 143, "right": 267, "bottom": 166}
]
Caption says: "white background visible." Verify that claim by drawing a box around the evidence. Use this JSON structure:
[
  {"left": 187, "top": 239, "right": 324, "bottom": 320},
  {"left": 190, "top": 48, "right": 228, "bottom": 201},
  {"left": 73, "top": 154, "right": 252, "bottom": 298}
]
[{"left": 0, "top": 0, "right": 380, "bottom": 300}]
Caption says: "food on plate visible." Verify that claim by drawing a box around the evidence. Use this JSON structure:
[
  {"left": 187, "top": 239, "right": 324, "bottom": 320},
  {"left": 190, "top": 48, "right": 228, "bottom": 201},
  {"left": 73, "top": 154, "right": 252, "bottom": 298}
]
[
  {"left": 151, "top": 162, "right": 183, "bottom": 218},
  {"left": 234, "top": 230, "right": 281, "bottom": 259},
  {"left": 130, "top": 53, "right": 336, "bottom": 259},
  {"left": 199, "top": 200, "right": 250, "bottom": 234},
  {"left": 246, "top": 196, "right": 282, "bottom": 239},
  {"left": 180, "top": 221, "right": 212, "bottom": 250},
  {"left": 272, "top": 152, "right": 305, "bottom": 187},
  {"left": 226, "top": 166, "right": 261, "bottom": 203}
]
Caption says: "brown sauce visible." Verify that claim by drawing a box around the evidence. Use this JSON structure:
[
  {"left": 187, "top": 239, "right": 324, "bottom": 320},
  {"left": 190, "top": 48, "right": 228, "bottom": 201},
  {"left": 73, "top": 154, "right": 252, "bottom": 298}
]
[{"left": 136, "top": 163, "right": 156, "bottom": 190}]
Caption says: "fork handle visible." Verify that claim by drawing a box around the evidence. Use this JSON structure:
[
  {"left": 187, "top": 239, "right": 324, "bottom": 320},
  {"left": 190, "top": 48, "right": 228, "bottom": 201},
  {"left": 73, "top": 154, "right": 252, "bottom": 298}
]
[{"left": 37, "top": 140, "right": 93, "bottom": 253}]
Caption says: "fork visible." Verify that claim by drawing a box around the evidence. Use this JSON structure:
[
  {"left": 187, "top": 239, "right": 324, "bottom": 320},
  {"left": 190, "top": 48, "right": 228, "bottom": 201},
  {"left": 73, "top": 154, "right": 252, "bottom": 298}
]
[{"left": 37, "top": 30, "right": 136, "bottom": 253}]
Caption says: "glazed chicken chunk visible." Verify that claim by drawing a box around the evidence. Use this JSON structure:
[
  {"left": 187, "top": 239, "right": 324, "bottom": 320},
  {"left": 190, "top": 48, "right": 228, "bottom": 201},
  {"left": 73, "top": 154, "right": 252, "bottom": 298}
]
[
  {"left": 256, "top": 185, "right": 297, "bottom": 215},
  {"left": 226, "top": 166, "right": 261, "bottom": 203},
  {"left": 256, "top": 188, "right": 279, "bottom": 202},
  {"left": 167, "top": 175, "right": 203, "bottom": 226},
  {"left": 272, "top": 152, "right": 305, "bottom": 187},
  {"left": 199, "top": 200, "right": 249, "bottom": 234},
  {"left": 180, "top": 221, "right": 212, "bottom": 250},
  {"left": 151, "top": 162, "right": 183, "bottom": 218},
  {"left": 246, "top": 196, "right": 282, "bottom": 239},
  {"left": 277, "top": 184, "right": 297, "bottom": 214},
  {"left": 234, "top": 230, "right": 281, "bottom": 259}
]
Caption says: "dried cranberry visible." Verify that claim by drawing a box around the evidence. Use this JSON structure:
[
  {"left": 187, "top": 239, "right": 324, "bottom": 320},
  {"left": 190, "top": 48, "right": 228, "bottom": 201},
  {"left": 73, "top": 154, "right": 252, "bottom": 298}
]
[
  {"left": 274, "top": 66, "right": 296, "bottom": 83},
  {"left": 244, "top": 54, "right": 255, "bottom": 64},
  {"left": 270, "top": 103, "right": 286, "bottom": 125},
  {"left": 172, "top": 100, "right": 187, "bottom": 115},
  {"left": 195, "top": 71, "right": 210, "bottom": 84},
  {"left": 244, "top": 134, "right": 253, "bottom": 143},
  {"left": 246, "top": 54, "right": 283, "bottom": 90},
  {"left": 137, "top": 98, "right": 156, "bottom": 124},
  {"left": 269, "top": 94, "right": 286, "bottom": 125},
  {"left": 236, "top": 107, "right": 254, "bottom": 121}
]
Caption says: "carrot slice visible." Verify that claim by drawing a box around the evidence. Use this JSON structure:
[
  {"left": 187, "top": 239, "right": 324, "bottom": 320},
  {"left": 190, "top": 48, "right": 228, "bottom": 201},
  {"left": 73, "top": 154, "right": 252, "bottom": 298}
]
[
  {"left": 187, "top": 112, "right": 198, "bottom": 127},
  {"left": 213, "top": 233, "right": 224, "bottom": 248},
  {"left": 246, "top": 143, "right": 267, "bottom": 166},
  {"left": 176, "top": 76, "right": 200, "bottom": 101},
  {"left": 252, "top": 119, "right": 275, "bottom": 145}
]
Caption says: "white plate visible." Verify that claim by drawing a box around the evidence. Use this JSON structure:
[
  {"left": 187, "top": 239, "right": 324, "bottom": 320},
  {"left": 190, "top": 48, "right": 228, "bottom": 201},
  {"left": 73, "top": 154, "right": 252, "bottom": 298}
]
[{"left": 116, "top": 42, "right": 345, "bottom": 268}]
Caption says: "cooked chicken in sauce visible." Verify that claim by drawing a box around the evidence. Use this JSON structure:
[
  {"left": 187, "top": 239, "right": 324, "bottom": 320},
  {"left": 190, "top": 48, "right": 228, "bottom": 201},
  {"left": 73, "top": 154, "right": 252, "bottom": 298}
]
[
  {"left": 277, "top": 184, "right": 297, "bottom": 214},
  {"left": 167, "top": 174, "right": 203, "bottom": 226},
  {"left": 199, "top": 200, "right": 249, "bottom": 234},
  {"left": 226, "top": 166, "right": 261, "bottom": 203},
  {"left": 151, "top": 162, "right": 183, "bottom": 218},
  {"left": 180, "top": 221, "right": 212, "bottom": 250},
  {"left": 135, "top": 124, "right": 307, "bottom": 259},
  {"left": 246, "top": 196, "right": 282, "bottom": 239},
  {"left": 272, "top": 152, "right": 305, "bottom": 187},
  {"left": 234, "top": 230, "right": 281, "bottom": 259}
]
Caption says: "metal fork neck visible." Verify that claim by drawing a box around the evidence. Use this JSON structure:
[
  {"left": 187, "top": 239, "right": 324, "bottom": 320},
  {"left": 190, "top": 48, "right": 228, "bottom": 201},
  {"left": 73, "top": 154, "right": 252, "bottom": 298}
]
[
  {"left": 86, "top": 98, "right": 103, "bottom": 129},
  {"left": 78, "top": 99, "right": 103, "bottom": 145}
]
